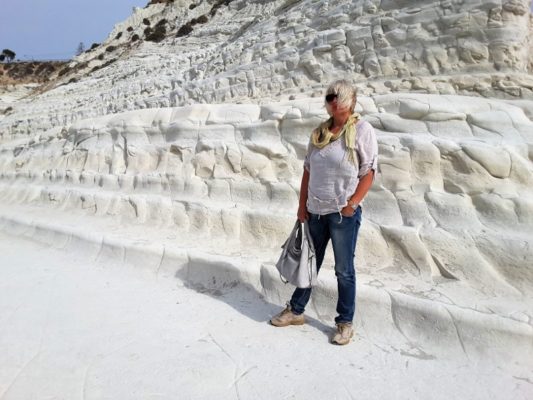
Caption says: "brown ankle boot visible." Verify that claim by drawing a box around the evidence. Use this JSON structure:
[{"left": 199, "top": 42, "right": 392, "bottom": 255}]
[{"left": 270, "top": 304, "right": 305, "bottom": 327}]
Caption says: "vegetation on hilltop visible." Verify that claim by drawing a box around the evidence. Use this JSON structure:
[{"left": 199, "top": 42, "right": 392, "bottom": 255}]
[
  {"left": 0, "top": 61, "right": 67, "bottom": 85},
  {"left": 0, "top": 49, "right": 16, "bottom": 63}
]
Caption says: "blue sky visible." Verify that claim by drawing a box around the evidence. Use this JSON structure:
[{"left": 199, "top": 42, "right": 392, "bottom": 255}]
[
  {"left": 1, "top": 1, "right": 532, "bottom": 61},
  {"left": 0, "top": 0, "right": 147, "bottom": 61}
]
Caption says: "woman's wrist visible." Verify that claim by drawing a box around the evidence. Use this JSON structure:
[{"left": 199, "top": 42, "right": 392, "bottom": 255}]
[{"left": 348, "top": 199, "right": 359, "bottom": 209}]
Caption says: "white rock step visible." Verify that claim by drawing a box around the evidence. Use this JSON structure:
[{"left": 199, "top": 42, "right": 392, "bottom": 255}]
[
  {"left": 1, "top": 231, "right": 530, "bottom": 399},
  {"left": 0, "top": 202, "right": 531, "bottom": 369}
]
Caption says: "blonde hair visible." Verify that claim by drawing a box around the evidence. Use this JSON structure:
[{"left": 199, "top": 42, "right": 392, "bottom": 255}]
[{"left": 325, "top": 79, "right": 357, "bottom": 113}]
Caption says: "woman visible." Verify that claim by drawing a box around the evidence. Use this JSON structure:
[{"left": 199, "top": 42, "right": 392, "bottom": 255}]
[{"left": 270, "top": 80, "right": 378, "bottom": 345}]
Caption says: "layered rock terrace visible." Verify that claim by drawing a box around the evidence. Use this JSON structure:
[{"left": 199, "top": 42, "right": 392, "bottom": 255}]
[
  {"left": 1, "top": 0, "right": 533, "bottom": 137},
  {"left": 0, "top": 0, "right": 532, "bottom": 370}
]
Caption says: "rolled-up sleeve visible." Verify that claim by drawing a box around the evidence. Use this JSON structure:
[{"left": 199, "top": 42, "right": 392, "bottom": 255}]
[{"left": 356, "top": 121, "right": 378, "bottom": 178}]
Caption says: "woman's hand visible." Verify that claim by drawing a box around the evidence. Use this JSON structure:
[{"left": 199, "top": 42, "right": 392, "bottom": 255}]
[
  {"left": 297, "top": 205, "right": 309, "bottom": 222},
  {"left": 340, "top": 205, "right": 355, "bottom": 217}
]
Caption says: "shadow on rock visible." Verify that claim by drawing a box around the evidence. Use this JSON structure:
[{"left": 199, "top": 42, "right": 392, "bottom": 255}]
[{"left": 173, "top": 258, "right": 332, "bottom": 339}]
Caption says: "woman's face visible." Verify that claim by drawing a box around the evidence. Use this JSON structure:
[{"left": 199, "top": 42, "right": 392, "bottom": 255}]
[{"left": 325, "top": 94, "right": 353, "bottom": 117}]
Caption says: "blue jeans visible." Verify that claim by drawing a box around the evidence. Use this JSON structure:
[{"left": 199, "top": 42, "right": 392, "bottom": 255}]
[{"left": 290, "top": 207, "right": 362, "bottom": 324}]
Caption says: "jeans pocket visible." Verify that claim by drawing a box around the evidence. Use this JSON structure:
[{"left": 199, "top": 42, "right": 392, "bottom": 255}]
[{"left": 340, "top": 210, "right": 355, "bottom": 219}]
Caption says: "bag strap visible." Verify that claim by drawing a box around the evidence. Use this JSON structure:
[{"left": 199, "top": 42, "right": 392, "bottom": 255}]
[
  {"left": 303, "top": 221, "right": 316, "bottom": 284},
  {"left": 279, "top": 219, "right": 302, "bottom": 285}
]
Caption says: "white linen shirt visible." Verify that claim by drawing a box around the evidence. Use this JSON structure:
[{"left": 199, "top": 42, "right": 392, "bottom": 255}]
[{"left": 303, "top": 119, "right": 378, "bottom": 215}]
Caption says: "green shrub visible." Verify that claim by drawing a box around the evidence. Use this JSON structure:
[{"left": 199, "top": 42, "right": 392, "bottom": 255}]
[
  {"left": 35, "top": 63, "right": 54, "bottom": 75},
  {"left": 146, "top": 25, "right": 167, "bottom": 42},
  {"left": 90, "top": 59, "right": 116, "bottom": 74},
  {"left": 176, "top": 23, "right": 193, "bottom": 37},
  {"left": 58, "top": 66, "right": 71, "bottom": 77},
  {"left": 210, "top": 0, "right": 233, "bottom": 16},
  {"left": 196, "top": 15, "right": 208, "bottom": 24}
]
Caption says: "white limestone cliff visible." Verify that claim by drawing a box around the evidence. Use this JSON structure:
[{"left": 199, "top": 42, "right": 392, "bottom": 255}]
[
  {"left": 1, "top": 0, "right": 533, "bottom": 137},
  {"left": 0, "top": 0, "right": 532, "bottom": 379}
]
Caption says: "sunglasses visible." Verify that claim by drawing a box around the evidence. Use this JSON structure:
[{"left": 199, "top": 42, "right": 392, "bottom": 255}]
[{"left": 325, "top": 94, "right": 338, "bottom": 103}]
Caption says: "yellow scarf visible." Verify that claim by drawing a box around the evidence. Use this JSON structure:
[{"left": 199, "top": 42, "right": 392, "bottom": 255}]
[{"left": 311, "top": 113, "right": 359, "bottom": 163}]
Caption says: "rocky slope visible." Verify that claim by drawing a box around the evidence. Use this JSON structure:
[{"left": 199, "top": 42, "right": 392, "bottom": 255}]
[
  {"left": 0, "top": 61, "right": 67, "bottom": 86},
  {"left": 0, "top": 0, "right": 532, "bottom": 372},
  {"left": 1, "top": 0, "right": 533, "bottom": 137},
  {"left": 0, "top": 61, "right": 67, "bottom": 117}
]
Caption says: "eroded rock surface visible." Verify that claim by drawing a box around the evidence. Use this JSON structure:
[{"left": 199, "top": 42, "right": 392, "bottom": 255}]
[
  {"left": 0, "top": 0, "right": 532, "bottom": 375},
  {"left": 1, "top": 0, "right": 532, "bottom": 136},
  {"left": 0, "top": 95, "right": 531, "bottom": 307}
]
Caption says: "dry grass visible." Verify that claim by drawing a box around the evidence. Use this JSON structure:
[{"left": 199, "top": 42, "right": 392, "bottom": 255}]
[{"left": 0, "top": 61, "right": 67, "bottom": 85}]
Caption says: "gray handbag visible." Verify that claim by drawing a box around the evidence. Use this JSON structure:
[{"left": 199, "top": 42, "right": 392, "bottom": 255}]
[{"left": 275, "top": 220, "right": 318, "bottom": 288}]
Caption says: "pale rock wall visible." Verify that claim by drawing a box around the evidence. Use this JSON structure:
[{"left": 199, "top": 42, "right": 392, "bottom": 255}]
[
  {"left": 0, "top": 84, "right": 38, "bottom": 116},
  {"left": 1, "top": 0, "right": 532, "bottom": 138},
  {"left": 529, "top": 11, "right": 533, "bottom": 72},
  {"left": 0, "top": 0, "right": 532, "bottom": 343},
  {"left": 0, "top": 95, "right": 531, "bottom": 307}
]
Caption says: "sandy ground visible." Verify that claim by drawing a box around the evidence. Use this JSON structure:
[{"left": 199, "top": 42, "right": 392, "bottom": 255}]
[{"left": 0, "top": 232, "right": 532, "bottom": 400}]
